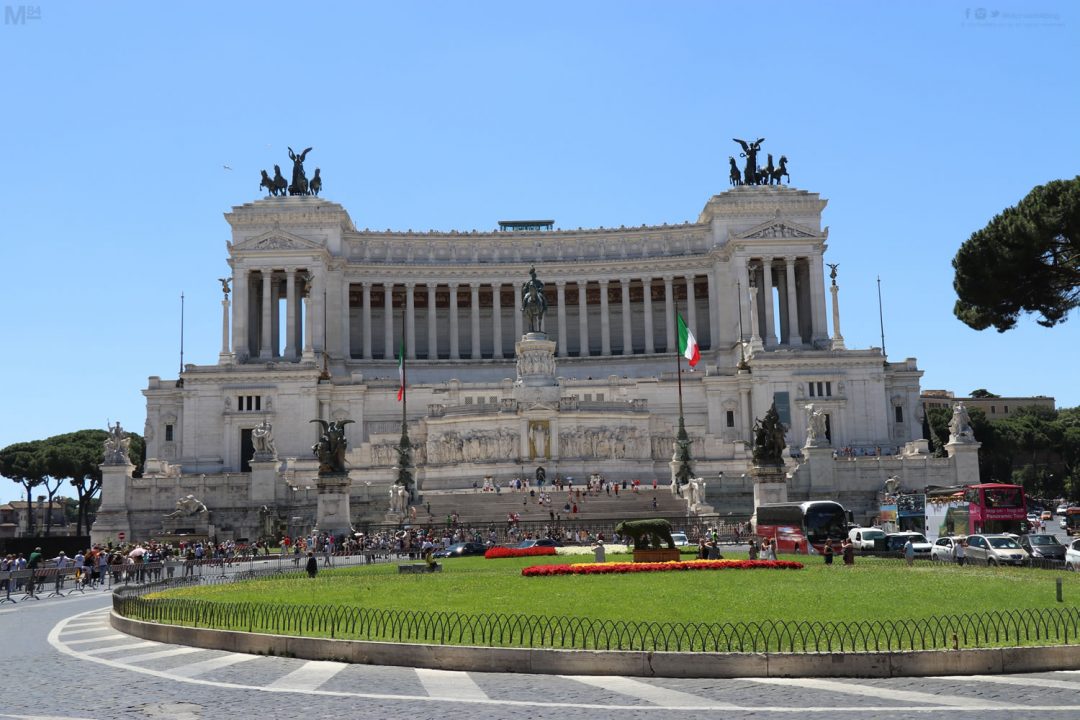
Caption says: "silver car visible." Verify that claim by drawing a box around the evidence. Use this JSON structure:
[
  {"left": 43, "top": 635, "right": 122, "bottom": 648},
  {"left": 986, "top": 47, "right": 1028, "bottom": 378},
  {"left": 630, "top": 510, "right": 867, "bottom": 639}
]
[
  {"left": 965, "top": 534, "right": 1029, "bottom": 566},
  {"left": 1067, "top": 539, "right": 1080, "bottom": 571},
  {"left": 931, "top": 536, "right": 966, "bottom": 563}
]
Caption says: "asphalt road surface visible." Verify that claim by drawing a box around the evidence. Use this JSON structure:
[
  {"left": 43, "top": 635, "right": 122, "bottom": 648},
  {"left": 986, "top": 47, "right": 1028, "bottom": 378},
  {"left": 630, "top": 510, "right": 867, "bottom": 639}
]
[{"left": 3, "top": 587, "right": 1080, "bottom": 720}]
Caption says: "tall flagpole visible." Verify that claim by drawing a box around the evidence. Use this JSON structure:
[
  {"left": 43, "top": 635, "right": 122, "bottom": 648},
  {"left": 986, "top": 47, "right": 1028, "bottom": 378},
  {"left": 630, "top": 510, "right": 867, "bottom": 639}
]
[
  {"left": 673, "top": 294, "right": 692, "bottom": 493},
  {"left": 176, "top": 292, "right": 185, "bottom": 388}
]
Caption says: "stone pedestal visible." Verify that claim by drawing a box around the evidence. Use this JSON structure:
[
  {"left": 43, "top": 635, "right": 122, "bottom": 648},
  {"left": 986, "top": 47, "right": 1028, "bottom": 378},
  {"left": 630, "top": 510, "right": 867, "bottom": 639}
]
[
  {"left": 751, "top": 464, "right": 788, "bottom": 508},
  {"left": 633, "top": 548, "right": 681, "bottom": 563},
  {"left": 249, "top": 458, "right": 279, "bottom": 503},
  {"left": 91, "top": 462, "right": 134, "bottom": 545},
  {"left": 804, "top": 446, "right": 835, "bottom": 495},
  {"left": 315, "top": 472, "right": 351, "bottom": 534},
  {"left": 514, "top": 333, "right": 560, "bottom": 407},
  {"left": 946, "top": 438, "right": 982, "bottom": 486}
]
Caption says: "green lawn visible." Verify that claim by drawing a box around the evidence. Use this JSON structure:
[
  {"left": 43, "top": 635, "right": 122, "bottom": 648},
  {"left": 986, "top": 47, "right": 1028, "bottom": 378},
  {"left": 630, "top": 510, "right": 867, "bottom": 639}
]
[{"left": 154, "top": 555, "right": 1080, "bottom": 626}]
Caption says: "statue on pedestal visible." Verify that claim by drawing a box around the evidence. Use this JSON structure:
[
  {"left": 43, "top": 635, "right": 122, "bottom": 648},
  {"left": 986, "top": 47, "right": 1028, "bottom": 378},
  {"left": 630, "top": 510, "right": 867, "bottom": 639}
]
[
  {"left": 803, "top": 403, "right": 828, "bottom": 447},
  {"left": 733, "top": 137, "right": 765, "bottom": 185},
  {"left": 752, "top": 404, "right": 787, "bottom": 466},
  {"left": 949, "top": 403, "right": 976, "bottom": 442},
  {"left": 102, "top": 422, "right": 131, "bottom": 465},
  {"left": 251, "top": 420, "right": 277, "bottom": 459},
  {"left": 311, "top": 419, "right": 354, "bottom": 474},
  {"left": 288, "top": 146, "right": 312, "bottom": 196},
  {"left": 521, "top": 266, "right": 547, "bottom": 334}
]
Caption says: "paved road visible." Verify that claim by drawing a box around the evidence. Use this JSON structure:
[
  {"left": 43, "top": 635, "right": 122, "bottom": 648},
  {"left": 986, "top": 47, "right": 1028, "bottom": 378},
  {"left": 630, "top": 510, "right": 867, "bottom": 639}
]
[{"left": 3, "top": 591, "right": 1080, "bottom": 720}]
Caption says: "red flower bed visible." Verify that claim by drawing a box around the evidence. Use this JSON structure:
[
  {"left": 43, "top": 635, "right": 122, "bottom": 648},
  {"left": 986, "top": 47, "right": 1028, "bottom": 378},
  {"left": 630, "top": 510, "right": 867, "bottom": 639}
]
[
  {"left": 485, "top": 546, "right": 558, "bottom": 559},
  {"left": 521, "top": 559, "right": 803, "bottom": 576}
]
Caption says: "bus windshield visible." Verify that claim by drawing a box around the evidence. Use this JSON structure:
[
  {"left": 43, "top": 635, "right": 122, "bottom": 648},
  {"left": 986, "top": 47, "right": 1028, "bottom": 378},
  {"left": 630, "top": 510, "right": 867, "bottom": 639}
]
[
  {"left": 804, "top": 504, "right": 848, "bottom": 542},
  {"left": 983, "top": 487, "right": 1023, "bottom": 508}
]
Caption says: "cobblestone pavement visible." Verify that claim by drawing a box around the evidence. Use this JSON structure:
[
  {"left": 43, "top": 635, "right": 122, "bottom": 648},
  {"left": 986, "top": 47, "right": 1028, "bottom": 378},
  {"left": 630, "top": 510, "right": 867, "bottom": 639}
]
[{"left": 4, "top": 593, "right": 1080, "bottom": 720}]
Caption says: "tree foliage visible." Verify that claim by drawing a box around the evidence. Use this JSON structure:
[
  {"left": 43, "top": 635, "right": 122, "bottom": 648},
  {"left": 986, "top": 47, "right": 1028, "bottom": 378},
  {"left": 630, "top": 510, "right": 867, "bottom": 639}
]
[
  {"left": 953, "top": 176, "right": 1080, "bottom": 332},
  {"left": 1, "top": 429, "right": 144, "bottom": 536}
]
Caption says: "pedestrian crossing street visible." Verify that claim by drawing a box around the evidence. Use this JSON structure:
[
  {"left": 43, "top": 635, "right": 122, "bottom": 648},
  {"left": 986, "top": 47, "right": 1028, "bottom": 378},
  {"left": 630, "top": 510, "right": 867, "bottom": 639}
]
[{"left": 48, "top": 608, "right": 1080, "bottom": 713}]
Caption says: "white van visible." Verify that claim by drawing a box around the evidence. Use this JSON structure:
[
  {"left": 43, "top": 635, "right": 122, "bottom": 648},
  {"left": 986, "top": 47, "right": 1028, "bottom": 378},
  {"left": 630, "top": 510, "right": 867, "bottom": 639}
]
[{"left": 848, "top": 527, "right": 887, "bottom": 551}]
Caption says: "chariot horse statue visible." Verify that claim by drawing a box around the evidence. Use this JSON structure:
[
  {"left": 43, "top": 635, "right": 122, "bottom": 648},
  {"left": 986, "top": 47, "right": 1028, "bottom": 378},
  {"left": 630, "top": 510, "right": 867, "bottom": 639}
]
[{"left": 521, "top": 266, "right": 547, "bottom": 334}]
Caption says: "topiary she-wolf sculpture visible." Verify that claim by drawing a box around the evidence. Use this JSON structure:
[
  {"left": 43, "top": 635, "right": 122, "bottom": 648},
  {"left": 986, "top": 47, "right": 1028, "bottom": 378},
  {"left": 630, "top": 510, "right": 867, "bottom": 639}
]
[{"left": 614, "top": 518, "right": 676, "bottom": 550}]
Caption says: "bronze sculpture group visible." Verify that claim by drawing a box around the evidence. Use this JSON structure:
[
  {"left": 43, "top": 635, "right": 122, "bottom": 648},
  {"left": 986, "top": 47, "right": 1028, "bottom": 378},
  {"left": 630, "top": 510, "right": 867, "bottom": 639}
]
[
  {"left": 730, "top": 138, "right": 790, "bottom": 186},
  {"left": 311, "top": 419, "right": 353, "bottom": 474},
  {"left": 752, "top": 403, "right": 787, "bottom": 466},
  {"left": 260, "top": 147, "right": 322, "bottom": 197},
  {"left": 521, "top": 266, "right": 547, "bottom": 334}
]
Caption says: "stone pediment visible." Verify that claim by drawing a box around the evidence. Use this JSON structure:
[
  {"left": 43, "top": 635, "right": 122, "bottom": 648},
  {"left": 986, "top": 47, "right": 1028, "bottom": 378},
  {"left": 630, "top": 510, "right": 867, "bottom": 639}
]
[
  {"left": 730, "top": 218, "right": 821, "bottom": 242},
  {"left": 233, "top": 230, "right": 324, "bottom": 252}
]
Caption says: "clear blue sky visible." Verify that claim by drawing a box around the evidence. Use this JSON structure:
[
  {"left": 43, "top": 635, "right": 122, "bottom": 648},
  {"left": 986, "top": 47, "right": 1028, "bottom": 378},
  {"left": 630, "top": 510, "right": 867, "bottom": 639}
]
[{"left": 1, "top": 2, "right": 1077, "bottom": 500}]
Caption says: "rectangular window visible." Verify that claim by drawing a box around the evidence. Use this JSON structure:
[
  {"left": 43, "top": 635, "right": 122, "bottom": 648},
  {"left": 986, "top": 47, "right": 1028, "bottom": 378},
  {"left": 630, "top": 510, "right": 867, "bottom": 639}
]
[
  {"left": 809, "top": 383, "right": 815, "bottom": 397},
  {"left": 816, "top": 382, "right": 824, "bottom": 397},
  {"left": 165, "top": 424, "right": 173, "bottom": 442},
  {"left": 464, "top": 397, "right": 473, "bottom": 405},
  {"left": 477, "top": 397, "right": 485, "bottom": 405},
  {"left": 726, "top": 410, "right": 735, "bottom": 428},
  {"left": 489, "top": 396, "right": 497, "bottom": 405},
  {"left": 990, "top": 405, "right": 996, "bottom": 414},
  {"left": 894, "top": 406, "right": 904, "bottom": 423},
  {"left": 255, "top": 396, "right": 261, "bottom": 411},
  {"left": 1004, "top": 405, "right": 1009, "bottom": 413},
  {"left": 583, "top": 394, "right": 592, "bottom": 401},
  {"left": 825, "top": 382, "right": 832, "bottom": 397},
  {"left": 596, "top": 393, "right": 604, "bottom": 402},
  {"left": 773, "top": 391, "right": 791, "bottom": 426}
]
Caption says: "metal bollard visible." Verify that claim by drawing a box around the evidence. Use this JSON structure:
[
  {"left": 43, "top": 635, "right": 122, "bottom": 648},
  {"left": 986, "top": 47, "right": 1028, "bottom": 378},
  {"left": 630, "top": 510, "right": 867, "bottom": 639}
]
[{"left": 1057, "top": 577, "right": 1063, "bottom": 602}]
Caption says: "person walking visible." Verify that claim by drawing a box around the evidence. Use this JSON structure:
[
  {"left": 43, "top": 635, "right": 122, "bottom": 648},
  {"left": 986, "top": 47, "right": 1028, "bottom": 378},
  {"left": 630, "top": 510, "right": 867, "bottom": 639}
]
[
  {"left": 903, "top": 538, "right": 915, "bottom": 567},
  {"left": 953, "top": 538, "right": 966, "bottom": 566},
  {"left": 842, "top": 538, "right": 855, "bottom": 565},
  {"left": 823, "top": 539, "right": 834, "bottom": 565},
  {"left": 305, "top": 552, "right": 318, "bottom": 578}
]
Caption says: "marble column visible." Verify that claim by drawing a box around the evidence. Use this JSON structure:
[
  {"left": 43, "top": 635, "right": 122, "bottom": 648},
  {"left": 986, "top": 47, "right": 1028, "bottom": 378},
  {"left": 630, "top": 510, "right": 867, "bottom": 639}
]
[
  {"left": 260, "top": 271, "right": 273, "bottom": 359},
  {"left": 785, "top": 257, "right": 802, "bottom": 345},
  {"left": 232, "top": 268, "right": 248, "bottom": 361},
  {"left": 362, "top": 282, "right": 372, "bottom": 360},
  {"left": 707, "top": 266, "right": 719, "bottom": 351},
  {"left": 577, "top": 282, "right": 589, "bottom": 356},
  {"left": 405, "top": 282, "right": 416, "bottom": 359},
  {"left": 748, "top": 275, "right": 763, "bottom": 351},
  {"left": 620, "top": 278, "right": 632, "bottom": 355},
  {"left": 642, "top": 277, "right": 654, "bottom": 354},
  {"left": 492, "top": 283, "right": 503, "bottom": 359},
  {"left": 830, "top": 277, "right": 846, "bottom": 350},
  {"left": 219, "top": 292, "right": 231, "bottom": 360},
  {"left": 685, "top": 274, "right": 697, "bottom": 343},
  {"left": 284, "top": 270, "right": 297, "bottom": 359},
  {"left": 302, "top": 274, "right": 315, "bottom": 360},
  {"left": 383, "top": 283, "right": 395, "bottom": 360},
  {"left": 514, "top": 283, "right": 523, "bottom": 341},
  {"left": 599, "top": 279, "right": 611, "bottom": 356},
  {"left": 341, "top": 277, "right": 351, "bottom": 360},
  {"left": 762, "top": 258, "right": 776, "bottom": 347},
  {"left": 270, "top": 276, "right": 280, "bottom": 357},
  {"left": 663, "top": 276, "right": 675, "bottom": 352},
  {"left": 810, "top": 255, "right": 829, "bottom": 345},
  {"left": 470, "top": 283, "right": 481, "bottom": 359},
  {"left": 427, "top": 284, "right": 438, "bottom": 360},
  {"left": 556, "top": 281, "right": 567, "bottom": 356},
  {"left": 449, "top": 283, "right": 460, "bottom": 360}
]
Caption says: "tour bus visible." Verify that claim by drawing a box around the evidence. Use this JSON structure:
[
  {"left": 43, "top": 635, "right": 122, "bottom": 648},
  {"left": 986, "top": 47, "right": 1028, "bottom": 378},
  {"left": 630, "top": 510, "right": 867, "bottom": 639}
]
[
  {"left": 752, "top": 500, "right": 851, "bottom": 554},
  {"left": 926, "top": 483, "right": 1028, "bottom": 538}
]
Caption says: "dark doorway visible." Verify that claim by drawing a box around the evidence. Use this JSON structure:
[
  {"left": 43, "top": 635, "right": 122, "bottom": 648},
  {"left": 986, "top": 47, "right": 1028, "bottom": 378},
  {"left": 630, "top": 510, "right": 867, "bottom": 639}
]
[{"left": 240, "top": 428, "right": 254, "bottom": 472}]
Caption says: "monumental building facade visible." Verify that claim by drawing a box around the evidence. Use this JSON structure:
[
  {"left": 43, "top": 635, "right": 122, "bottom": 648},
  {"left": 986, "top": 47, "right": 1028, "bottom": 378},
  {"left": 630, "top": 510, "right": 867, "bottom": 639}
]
[{"left": 92, "top": 173, "right": 983, "bottom": 544}]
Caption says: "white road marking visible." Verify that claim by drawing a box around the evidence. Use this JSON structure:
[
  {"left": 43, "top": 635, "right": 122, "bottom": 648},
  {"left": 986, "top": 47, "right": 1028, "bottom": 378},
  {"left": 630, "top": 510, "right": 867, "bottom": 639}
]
[
  {"left": 746, "top": 677, "right": 1014, "bottom": 708},
  {"left": 60, "top": 626, "right": 115, "bottom": 637},
  {"left": 62, "top": 633, "right": 126, "bottom": 645},
  {"left": 81, "top": 640, "right": 160, "bottom": 655},
  {"left": 565, "top": 675, "right": 730, "bottom": 707},
  {"left": 941, "top": 673, "right": 1080, "bottom": 691},
  {"left": 416, "top": 668, "right": 489, "bottom": 700},
  {"left": 121, "top": 646, "right": 205, "bottom": 664},
  {"left": 266, "top": 660, "right": 348, "bottom": 691},
  {"left": 169, "top": 652, "right": 260, "bottom": 678}
]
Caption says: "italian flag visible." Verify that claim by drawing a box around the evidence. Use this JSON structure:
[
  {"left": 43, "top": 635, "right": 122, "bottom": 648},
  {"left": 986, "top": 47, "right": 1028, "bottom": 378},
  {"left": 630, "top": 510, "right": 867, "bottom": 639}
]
[
  {"left": 677, "top": 313, "right": 700, "bottom": 368},
  {"left": 397, "top": 339, "right": 405, "bottom": 401}
]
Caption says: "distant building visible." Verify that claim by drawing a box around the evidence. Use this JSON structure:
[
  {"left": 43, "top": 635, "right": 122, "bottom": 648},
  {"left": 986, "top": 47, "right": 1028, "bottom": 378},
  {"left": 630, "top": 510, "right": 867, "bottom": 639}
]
[
  {"left": 0, "top": 500, "right": 72, "bottom": 538},
  {"left": 921, "top": 390, "right": 1056, "bottom": 420}
]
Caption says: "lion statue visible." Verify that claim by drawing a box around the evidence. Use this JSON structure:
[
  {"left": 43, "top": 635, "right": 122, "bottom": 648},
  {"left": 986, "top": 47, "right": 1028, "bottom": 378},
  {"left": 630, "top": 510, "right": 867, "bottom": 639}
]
[{"left": 614, "top": 518, "right": 676, "bottom": 550}]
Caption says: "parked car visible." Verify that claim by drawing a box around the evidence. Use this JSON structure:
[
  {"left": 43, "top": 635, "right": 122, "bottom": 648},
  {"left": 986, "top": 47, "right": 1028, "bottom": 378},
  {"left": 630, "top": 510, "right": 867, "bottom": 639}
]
[
  {"left": 931, "top": 536, "right": 965, "bottom": 563},
  {"left": 432, "top": 542, "right": 489, "bottom": 558},
  {"left": 848, "top": 527, "right": 888, "bottom": 551},
  {"left": 670, "top": 532, "right": 691, "bottom": 547},
  {"left": 1041, "top": 510, "right": 1053, "bottom": 521},
  {"left": 515, "top": 538, "right": 563, "bottom": 549},
  {"left": 964, "top": 534, "right": 1030, "bottom": 566},
  {"left": 1057, "top": 503, "right": 1070, "bottom": 515},
  {"left": 885, "top": 532, "right": 932, "bottom": 557},
  {"left": 1066, "top": 538, "right": 1080, "bottom": 571},
  {"left": 1020, "top": 534, "right": 1066, "bottom": 562}
]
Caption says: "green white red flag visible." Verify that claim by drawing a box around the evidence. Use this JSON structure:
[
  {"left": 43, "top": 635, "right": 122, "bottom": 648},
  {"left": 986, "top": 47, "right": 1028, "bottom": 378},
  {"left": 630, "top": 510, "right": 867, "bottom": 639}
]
[
  {"left": 677, "top": 313, "right": 700, "bottom": 368},
  {"left": 397, "top": 339, "right": 405, "bottom": 401}
]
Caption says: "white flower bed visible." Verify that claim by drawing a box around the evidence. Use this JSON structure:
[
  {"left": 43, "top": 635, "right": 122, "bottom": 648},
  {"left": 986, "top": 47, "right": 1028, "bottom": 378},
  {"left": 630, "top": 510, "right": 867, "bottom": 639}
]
[{"left": 555, "top": 544, "right": 632, "bottom": 556}]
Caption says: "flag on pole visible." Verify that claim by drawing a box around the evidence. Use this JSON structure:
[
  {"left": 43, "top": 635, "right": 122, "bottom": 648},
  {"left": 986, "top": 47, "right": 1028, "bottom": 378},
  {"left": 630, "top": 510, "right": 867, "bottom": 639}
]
[
  {"left": 397, "top": 338, "right": 405, "bottom": 401},
  {"left": 677, "top": 314, "right": 700, "bottom": 368}
]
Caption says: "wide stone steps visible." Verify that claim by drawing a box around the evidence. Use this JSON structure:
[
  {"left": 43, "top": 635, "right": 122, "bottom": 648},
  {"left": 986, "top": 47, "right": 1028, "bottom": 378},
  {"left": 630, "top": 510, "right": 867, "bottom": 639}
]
[{"left": 416, "top": 486, "right": 688, "bottom": 525}]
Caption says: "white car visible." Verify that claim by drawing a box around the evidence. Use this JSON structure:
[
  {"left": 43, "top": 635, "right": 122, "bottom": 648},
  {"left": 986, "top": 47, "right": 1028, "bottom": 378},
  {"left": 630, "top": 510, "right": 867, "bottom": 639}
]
[
  {"left": 848, "top": 527, "right": 887, "bottom": 551},
  {"left": 885, "top": 532, "right": 933, "bottom": 557},
  {"left": 1057, "top": 504, "right": 1070, "bottom": 515},
  {"left": 1067, "top": 538, "right": 1080, "bottom": 571},
  {"left": 671, "top": 532, "right": 691, "bottom": 547},
  {"left": 931, "top": 536, "right": 965, "bottom": 563}
]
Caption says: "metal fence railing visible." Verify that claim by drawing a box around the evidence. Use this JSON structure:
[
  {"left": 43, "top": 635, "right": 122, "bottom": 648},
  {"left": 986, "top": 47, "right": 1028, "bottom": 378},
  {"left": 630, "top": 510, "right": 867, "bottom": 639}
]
[{"left": 112, "top": 570, "right": 1080, "bottom": 653}]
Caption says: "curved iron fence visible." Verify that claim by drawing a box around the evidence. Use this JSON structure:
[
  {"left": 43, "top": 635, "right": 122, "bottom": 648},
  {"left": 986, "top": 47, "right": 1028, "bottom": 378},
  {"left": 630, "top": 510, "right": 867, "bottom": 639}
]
[{"left": 114, "top": 576, "right": 1080, "bottom": 653}]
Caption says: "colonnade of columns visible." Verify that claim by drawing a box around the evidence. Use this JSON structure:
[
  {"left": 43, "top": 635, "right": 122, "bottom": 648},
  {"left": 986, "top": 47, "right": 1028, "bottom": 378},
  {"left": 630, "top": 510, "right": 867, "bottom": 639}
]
[
  {"left": 345, "top": 275, "right": 711, "bottom": 362},
  {"left": 231, "top": 267, "right": 313, "bottom": 362},
  {"left": 740, "top": 255, "right": 826, "bottom": 349}
]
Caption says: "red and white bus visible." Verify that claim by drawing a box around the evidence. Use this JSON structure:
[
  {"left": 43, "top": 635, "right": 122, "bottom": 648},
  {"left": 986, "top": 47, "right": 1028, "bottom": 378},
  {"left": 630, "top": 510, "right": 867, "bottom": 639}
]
[
  {"left": 927, "top": 483, "right": 1028, "bottom": 537},
  {"left": 752, "top": 500, "right": 850, "bottom": 553}
]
